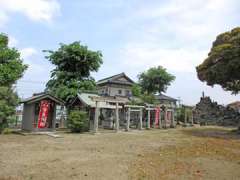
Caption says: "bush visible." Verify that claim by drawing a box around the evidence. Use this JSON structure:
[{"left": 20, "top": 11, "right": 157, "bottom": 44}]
[
  {"left": 1, "top": 128, "right": 12, "bottom": 134},
  {"left": 176, "top": 107, "right": 185, "bottom": 123},
  {"left": 67, "top": 110, "right": 89, "bottom": 133},
  {"left": 0, "top": 122, "right": 8, "bottom": 134}
]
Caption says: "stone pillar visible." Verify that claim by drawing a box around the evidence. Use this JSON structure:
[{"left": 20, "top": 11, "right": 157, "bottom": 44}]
[
  {"left": 126, "top": 108, "right": 130, "bottom": 131},
  {"left": 173, "top": 111, "right": 175, "bottom": 127},
  {"left": 147, "top": 109, "right": 151, "bottom": 129},
  {"left": 153, "top": 109, "right": 156, "bottom": 128},
  {"left": 94, "top": 101, "right": 99, "bottom": 133},
  {"left": 184, "top": 110, "right": 187, "bottom": 127},
  {"left": 163, "top": 110, "right": 168, "bottom": 129},
  {"left": 170, "top": 110, "right": 174, "bottom": 128},
  {"left": 191, "top": 111, "right": 194, "bottom": 126},
  {"left": 115, "top": 103, "right": 119, "bottom": 132},
  {"left": 159, "top": 110, "right": 162, "bottom": 129},
  {"left": 139, "top": 108, "right": 143, "bottom": 130}
]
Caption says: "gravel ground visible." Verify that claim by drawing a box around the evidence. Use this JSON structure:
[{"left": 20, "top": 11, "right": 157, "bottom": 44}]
[{"left": 0, "top": 127, "right": 240, "bottom": 180}]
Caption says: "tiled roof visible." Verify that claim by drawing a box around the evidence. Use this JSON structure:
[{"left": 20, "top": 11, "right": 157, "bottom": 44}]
[
  {"left": 154, "top": 94, "right": 177, "bottom": 102},
  {"left": 21, "top": 92, "right": 65, "bottom": 105},
  {"left": 75, "top": 93, "right": 129, "bottom": 108},
  {"left": 96, "top": 72, "right": 135, "bottom": 86}
]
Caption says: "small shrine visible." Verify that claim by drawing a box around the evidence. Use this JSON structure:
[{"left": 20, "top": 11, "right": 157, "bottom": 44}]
[{"left": 21, "top": 92, "right": 65, "bottom": 131}]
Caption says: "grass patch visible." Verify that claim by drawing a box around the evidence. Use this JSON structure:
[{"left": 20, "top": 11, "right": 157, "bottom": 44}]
[{"left": 130, "top": 127, "right": 240, "bottom": 179}]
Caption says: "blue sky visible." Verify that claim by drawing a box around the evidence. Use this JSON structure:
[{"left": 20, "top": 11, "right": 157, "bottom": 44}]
[{"left": 0, "top": 0, "right": 240, "bottom": 105}]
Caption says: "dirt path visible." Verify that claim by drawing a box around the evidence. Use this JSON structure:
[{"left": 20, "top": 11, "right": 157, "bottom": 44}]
[{"left": 0, "top": 127, "right": 240, "bottom": 180}]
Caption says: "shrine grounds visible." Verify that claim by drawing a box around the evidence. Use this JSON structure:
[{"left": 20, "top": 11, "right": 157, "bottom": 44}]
[{"left": 0, "top": 126, "right": 240, "bottom": 180}]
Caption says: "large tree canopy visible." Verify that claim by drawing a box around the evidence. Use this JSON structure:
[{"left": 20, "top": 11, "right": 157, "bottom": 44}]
[
  {"left": 138, "top": 66, "right": 175, "bottom": 94},
  {"left": 0, "top": 33, "right": 27, "bottom": 130},
  {"left": 196, "top": 27, "right": 240, "bottom": 94},
  {"left": 44, "top": 42, "right": 103, "bottom": 103},
  {"left": 0, "top": 34, "right": 27, "bottom": 86}
]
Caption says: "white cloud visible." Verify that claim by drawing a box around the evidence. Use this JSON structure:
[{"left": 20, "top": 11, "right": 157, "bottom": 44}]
[
  {"left": 19, "top": 47, "right": 51, "bottom": 76},
  {"left": 20, "top": 48, "right": 38, "bottom": 59},
  {"left": 0, "top": 11, "right": 8, "bottom": 27},
  {"left": 120, "top": 43, "right": 207, "bottom": 73},
  {"left": 117, "top": 0, "right": 239, "bottom": 73},
  {"left": 16, "top": 51, "right": 52, "bottom": 98},
  {"left": 107, "top": 0, "right": 240, "bottom": 104},
  {"left": 131, "top": 0, "right": 239, "bottom": 42},
  {"left": 8, "top": 35, "right": 18, "bottom": 47},
  {"left": 0, "top": 0, "right": 60, "bottom": 24}
]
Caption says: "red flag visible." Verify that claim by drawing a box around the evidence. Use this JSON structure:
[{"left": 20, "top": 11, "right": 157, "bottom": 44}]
[{"left": 38, "top": 100, "right": 50, "bottom": 129}]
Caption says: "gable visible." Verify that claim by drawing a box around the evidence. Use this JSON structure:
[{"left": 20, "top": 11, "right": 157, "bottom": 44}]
[
  {"left": 21, "top": 93, "right": 65, "bottom": 105},
  {"left": 116, "top": 77, "right": 130, "bottom": 82},
  {"left": 110, "top": 74, "right": 135, "bottom": 85},
  {"left": 97, "top": 72, "right": 135, "bottom": 86}
]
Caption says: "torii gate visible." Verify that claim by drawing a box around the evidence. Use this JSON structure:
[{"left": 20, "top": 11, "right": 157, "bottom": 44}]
[
  {"left": 125, "top": 105, "right": 145, "bottom": 131},
  {"left": 145, "top": 104, "right": 175, "bottom": 129},
  {"left": 90, "top": 96, "right": 176, "bottom": 133},
  {"left": 90, "top": 96, "right": 126, "bottom": 133}
]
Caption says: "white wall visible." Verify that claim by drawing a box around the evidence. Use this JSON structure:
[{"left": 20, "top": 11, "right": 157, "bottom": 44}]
[
  {"left": 108, "top": 86, "right": 131, "bottom": 96},
  {"left": 97, "top": 85, "right": 132, "bottom": 96}
]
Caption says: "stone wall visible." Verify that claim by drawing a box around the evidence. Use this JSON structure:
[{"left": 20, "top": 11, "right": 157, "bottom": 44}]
[{"left": 194, "top": 96, "right": 240, "bottom": 126}]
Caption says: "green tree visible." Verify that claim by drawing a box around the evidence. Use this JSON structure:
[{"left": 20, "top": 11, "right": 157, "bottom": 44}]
[
  {"left": 0, "top": 87, "right": 19, "bottom": 130},
  {"left": 196, "top": 27, "right": 240, "bottom": 94},
  {"left": 44, "top": 42, "right": 103, "bottom": 103},
  {"left": 140, "top": 93, "right": 156, "bottom": 104},
  {"left": 0, "top": 33, "right": 27, "bottom": 132},
  {"left": 138, "top": 66, "right": 175, "bottom": 94},
  {"left": 131, "top": 84, "right": 142, "bottom": 97}
]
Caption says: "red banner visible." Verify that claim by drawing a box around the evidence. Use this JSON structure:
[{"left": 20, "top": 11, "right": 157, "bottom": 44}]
[{"left": 38, "top": 100, "right": 50, "bottom": 129}]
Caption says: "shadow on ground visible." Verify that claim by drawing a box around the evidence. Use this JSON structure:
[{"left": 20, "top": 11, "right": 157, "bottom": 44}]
[{"left": 182, "top": 126, "right": 240, "bottom": 140}]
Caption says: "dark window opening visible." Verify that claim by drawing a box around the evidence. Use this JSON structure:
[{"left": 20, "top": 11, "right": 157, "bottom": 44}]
[{"left": 118, "top": 90, "right": 122, "bottom": 94}]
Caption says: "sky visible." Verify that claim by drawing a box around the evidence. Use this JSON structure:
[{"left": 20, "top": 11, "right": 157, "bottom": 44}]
[{"left": 0, "top": 0, "right": 240, "bottom": 105}]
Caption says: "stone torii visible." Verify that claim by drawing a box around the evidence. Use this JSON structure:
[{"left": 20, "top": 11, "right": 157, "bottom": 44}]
[
  {"left": 124, "top": 105, "right": 145, "bottom": 131},
  {"left": 90, "top": 96, "right": 126, "bottom": 133},
  {"left": 145, "top": 104, "right": 175, "bottom": 129}
]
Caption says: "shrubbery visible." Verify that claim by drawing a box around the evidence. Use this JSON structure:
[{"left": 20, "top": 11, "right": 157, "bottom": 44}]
[
  {"left": 0, "top": 123, "right": 7, "bottom": 134},
  {"left": 176, "top": 107, "right": 185, "bottom": 124},
  {"left": 67, "top": 110, "right": 89, "bottom": 133},
  {"left": 1, "top": 128, "right": 12, "bottom": 134}
]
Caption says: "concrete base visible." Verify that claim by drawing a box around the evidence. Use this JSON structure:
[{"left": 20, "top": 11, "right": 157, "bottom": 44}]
[{"left": 170, "top": 125, "right": 175, "bottom": 128}]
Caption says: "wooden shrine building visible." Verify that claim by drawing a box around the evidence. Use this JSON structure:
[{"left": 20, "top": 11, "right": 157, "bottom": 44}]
[{"left": 21, "top": 92, "right": 65, "bottom": 131}]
